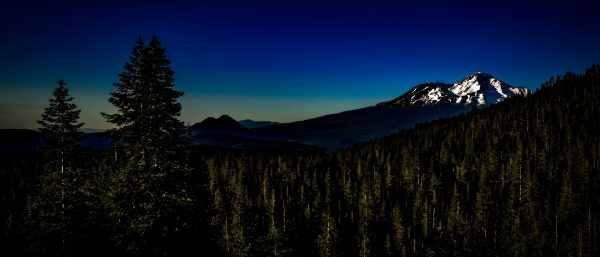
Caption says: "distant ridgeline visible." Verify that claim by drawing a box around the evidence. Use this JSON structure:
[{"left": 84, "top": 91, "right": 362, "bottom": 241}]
[
  {"left": 190, "top": 72, "right": 531, "bottom": 150},
  {"left": 1, "top": 72, "right": 531, "bottom": 151},
  {"left": 1, "top": 65, "right": 599, "bottom": 256}
]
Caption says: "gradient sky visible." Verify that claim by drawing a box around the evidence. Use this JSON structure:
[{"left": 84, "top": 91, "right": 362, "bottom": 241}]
[{"left": 1, "top": 0, "right": 599, "bottom": 129}]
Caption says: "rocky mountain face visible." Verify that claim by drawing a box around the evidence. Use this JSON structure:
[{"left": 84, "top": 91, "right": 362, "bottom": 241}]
[{"left": 379, "top": 72, "right": 531, "bottom": 107}]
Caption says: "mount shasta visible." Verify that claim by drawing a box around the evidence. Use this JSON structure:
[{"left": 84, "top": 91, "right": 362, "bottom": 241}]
[
  {"left": 378, "top": 72, "right": 530, "bottom": 107},
  {"left": 190, "top": 72, "right": 531, "bottom": 149}
]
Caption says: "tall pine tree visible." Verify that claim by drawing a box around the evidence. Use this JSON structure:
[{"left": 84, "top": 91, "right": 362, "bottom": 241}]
[
  {"left": 27, "top": 79, "right": 87, "bottom": 256},
  {"left": 102, "top": 36, "right": 194, "bottom": 256},
  {"left": 37, "top": 79, "right": 84, "bottom": 171}
]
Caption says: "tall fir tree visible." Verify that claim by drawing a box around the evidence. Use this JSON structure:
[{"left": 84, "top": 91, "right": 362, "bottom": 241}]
[
  {"left": 102, "top": 36, "right": 194, "bottom": 256},
  {"left": 27, "top": 79, "right": 87, "bottom": 256},
  {"left": 37, "top": 80, "right": 84, "bottom": 171}
]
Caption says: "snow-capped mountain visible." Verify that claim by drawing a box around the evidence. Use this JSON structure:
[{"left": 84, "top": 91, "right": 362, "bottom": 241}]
[
  {"left": 379, "top": 72, "right": 531, "bottom": 107},
  {"left": 188, "top": 72, "right": 532, "bottom": 149}
]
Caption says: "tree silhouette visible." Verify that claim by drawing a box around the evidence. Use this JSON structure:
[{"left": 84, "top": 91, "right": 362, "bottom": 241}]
[
  {"left": 27, "top": 79, "right": 87, "bottom": 256},
  {"left": 37, "top": 79, "right": 84, "bottom": 172},
  {"left": 102, "top": 36, "right": 194, "bottom": 256}
]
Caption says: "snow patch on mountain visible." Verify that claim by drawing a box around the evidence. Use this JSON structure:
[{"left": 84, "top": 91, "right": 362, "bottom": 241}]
[{"left": 379, "top": 72, "right": 531, "bottom": 107}]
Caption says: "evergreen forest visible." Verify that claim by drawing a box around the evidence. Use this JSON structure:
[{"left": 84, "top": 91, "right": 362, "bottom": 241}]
[{"left": 0, "top": 38, "right": 598, "bottom": 257}]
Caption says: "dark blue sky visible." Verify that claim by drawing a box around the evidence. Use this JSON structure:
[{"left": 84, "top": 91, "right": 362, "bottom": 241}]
[{"left": 1, "top": 0, "right": 599, "bottom": 129}]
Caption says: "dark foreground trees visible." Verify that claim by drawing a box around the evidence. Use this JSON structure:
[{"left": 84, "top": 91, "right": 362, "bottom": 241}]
[
  {"left": 22, "top": 37, "right": 216, "bottom": 257},
  {"left": 36, "top": 80, "right": 84, "bottom": 173},
  {"left": 26, "top": 80, "right": 97, "bottom": 256},
  {"left": 102, "top": 36, "right": 207, "bottom": 256}
]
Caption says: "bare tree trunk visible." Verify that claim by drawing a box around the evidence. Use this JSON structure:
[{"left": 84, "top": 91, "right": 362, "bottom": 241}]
[
  {"left": 282, "top": 183, "right": 287, "bottom": 233},
  {"left": 61, "top": 150, "right": 65, "bottom": 252},
  {"left": 555, "top": 213, "right": 558, "bottom": 257},
  {"left": 225, "top": 214, "right": 230, "bottom": 254}
]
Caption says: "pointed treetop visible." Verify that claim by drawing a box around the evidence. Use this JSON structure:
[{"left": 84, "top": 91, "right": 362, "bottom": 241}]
[
  {"left": 53, "top": 79, "right": 69, "bottom": 94},
  {"left": 38, "top": 79, "right": 84, "bottom": 133}
]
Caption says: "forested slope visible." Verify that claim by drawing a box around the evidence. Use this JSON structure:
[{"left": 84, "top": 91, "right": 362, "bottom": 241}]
[{"left": 205, "top": 66, "right": 600, "bottom": 257}]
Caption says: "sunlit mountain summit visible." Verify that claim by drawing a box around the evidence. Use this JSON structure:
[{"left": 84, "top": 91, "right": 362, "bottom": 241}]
[{"left": 379, "top": 72, "right": 531, "bottom": 107}]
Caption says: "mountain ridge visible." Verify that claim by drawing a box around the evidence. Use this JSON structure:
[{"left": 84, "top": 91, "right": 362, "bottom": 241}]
[
  {"left": 190, "top": 115, "right": 248, "bottom": 135},
  {"left": 238, "top": 119, "right": 280, "bottom": 129},
  {"left": 2, "top": 72, "right": 534, "bottom": 151},
  {"left": 379, "top": 72, "right": 531, "bottom": 107}
]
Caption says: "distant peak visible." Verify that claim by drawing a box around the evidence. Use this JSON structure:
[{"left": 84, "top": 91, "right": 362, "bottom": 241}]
[
  {"left": 218, "top": 114, "right": 235, "bottom": 121},
  {"left": 379, "top": 71, "right": 531, "bottom": 107},
  {"left": 191, "top": 114, "right": 248, "bottom": 132},
  {"left": 470, "top": 72, "right": 494, "bottom": 78}
]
